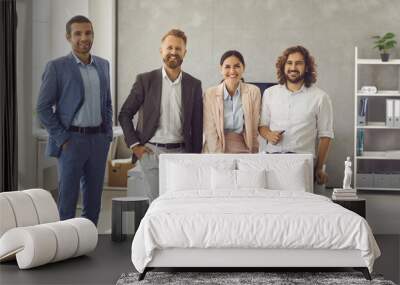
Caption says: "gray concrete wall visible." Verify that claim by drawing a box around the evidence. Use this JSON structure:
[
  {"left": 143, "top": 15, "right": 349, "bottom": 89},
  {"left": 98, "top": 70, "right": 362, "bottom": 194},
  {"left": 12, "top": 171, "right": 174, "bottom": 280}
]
[{"left": 117, "top": 0, "right": 400, "bottom": 233}]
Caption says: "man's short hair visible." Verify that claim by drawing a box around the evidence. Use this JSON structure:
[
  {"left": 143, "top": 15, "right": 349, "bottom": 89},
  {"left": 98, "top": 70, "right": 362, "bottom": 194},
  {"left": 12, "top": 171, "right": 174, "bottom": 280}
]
[
  {"left": 66, "top": 15, "right": 93, "bottom": 35},
  {"left": 276, "top": 45, "right": 317, "bottom": 87},
  {"left": 161, "top": 29, "right": 187, "bottom": 45}
]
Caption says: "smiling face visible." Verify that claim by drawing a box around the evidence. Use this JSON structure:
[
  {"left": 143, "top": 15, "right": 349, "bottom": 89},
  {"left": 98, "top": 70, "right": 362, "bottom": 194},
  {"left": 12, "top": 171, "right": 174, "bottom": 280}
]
[
  {"left": 220, "top": 55, "right": 245, "bottom": 86},
  {"left": 284, "top": 52, "right": 306, "bottom": 84},
  {"left": 160, "top": 35, "right": 186, "bottom": 69},
  {"left": 66, "top": 22, "right": 93, "bottom": 56}
]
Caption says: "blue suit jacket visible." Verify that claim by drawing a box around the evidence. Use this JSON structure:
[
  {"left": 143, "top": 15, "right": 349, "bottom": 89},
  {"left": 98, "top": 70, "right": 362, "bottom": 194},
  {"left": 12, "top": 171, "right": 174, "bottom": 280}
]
[{"left": 37, "top": 53, "right": 113, "bottom": 157}]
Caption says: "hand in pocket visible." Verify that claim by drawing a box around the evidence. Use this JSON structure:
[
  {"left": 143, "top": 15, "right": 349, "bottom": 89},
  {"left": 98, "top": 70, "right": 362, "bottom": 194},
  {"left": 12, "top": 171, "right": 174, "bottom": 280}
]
[{"left": 132, "top": 145, "right": 153, "bottom": 160}]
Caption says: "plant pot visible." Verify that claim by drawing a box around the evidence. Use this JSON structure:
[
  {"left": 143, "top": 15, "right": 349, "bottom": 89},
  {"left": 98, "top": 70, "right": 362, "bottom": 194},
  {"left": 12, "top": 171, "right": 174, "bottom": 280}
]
[{"left": 380, "top": 53, "right": 390, "bottom": 62}]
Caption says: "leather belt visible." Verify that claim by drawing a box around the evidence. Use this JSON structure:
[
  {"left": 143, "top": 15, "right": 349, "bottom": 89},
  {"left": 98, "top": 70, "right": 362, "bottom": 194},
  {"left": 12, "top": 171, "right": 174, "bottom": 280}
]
[
  {"left": 69, "top": 125, "right": 103, "bottom": 134},
  {"left": 148, "top": 142, "right": 185, "bottom": 149}
]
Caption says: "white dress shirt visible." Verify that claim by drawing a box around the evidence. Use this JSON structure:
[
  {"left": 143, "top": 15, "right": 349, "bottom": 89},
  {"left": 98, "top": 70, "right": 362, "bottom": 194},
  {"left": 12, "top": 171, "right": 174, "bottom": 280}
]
[
  {"left": 259, "top": 84, "right": 334, "bottom": 156},
  {"left": 149, "top": 67, "right": 184, "bottom": 144}
]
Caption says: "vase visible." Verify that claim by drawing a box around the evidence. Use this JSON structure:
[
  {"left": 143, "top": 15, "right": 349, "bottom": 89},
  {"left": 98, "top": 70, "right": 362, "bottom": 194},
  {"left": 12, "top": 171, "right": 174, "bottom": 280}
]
[{"left": 380, "top": 53, "right": 390, "bottom": 62}]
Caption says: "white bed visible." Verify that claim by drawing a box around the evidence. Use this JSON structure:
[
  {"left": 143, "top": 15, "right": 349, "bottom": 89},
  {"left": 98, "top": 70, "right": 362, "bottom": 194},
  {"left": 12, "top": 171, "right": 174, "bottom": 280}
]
[{"left": 131, "top": 154, "right": 380, "bottom": 280}]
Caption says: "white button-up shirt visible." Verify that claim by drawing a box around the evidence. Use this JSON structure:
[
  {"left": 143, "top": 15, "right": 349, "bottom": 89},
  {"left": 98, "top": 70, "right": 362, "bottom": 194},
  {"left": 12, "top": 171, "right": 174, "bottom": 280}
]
[
  {"left": 149, "top": 67, "right": 184, "bottom": 144},
  {"left": 260, "top": 84, "right": 334, "bottom": 156}
]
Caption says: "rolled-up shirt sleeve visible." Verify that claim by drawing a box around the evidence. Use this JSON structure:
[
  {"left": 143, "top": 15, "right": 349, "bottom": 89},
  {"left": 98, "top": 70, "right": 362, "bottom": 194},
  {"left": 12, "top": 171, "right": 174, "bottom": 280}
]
[
  {"left": 317, "top": 93, "right": 334, "bottom": 138},
  {"left": 259, "top": 89, "right": 271, "bottom": 127}
]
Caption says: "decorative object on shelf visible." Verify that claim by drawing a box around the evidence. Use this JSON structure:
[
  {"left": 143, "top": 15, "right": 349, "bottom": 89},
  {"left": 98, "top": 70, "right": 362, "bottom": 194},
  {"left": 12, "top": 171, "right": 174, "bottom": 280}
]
[
  {"left": 343, "top": 157, "right": 352, "bottom": 189},
  {"left": 332, "top": 157, "right": 358, "bottom": 200},
  {"left": 360, "top": 86, "right": 377, "bottom": 94},
  {"left": 372, "top": 32, "right": 397, "bottom": 62}
]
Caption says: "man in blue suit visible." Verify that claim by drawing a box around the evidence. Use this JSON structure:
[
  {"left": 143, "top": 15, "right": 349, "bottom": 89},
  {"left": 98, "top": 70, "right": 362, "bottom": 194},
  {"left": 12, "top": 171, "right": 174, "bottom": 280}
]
[{"left": 37, "top": 15, "right": 113, "bottom": 225}]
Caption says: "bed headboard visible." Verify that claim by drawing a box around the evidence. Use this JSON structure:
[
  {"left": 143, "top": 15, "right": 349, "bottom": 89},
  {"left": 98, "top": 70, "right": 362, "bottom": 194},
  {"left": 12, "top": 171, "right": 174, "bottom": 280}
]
[{"left": 159, "top": 154, "right": 314, "bottom": 195}]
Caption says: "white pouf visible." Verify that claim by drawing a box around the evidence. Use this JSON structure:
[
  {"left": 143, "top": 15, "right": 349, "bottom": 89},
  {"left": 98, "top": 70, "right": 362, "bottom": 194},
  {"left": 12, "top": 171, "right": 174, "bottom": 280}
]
[{"left": 0, "top": 189, "right": 98, "bottom": 269}]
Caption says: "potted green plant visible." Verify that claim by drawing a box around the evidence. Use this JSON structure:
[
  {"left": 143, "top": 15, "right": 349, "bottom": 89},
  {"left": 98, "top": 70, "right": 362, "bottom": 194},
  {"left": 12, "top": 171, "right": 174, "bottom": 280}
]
[{"left": 372, "top": 32, "right": 397, "bottom": 62}]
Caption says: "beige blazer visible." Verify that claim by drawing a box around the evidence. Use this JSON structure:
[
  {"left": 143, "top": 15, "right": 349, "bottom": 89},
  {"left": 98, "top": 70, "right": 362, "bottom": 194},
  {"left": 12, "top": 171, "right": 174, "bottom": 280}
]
[{"left": 203, "top": 82, "right": 261, "bottom": 153}]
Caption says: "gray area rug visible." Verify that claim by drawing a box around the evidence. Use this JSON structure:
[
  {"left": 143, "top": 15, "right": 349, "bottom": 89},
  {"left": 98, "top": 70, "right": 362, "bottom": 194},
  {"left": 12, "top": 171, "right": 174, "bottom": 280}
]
[{"left": 116, "top": 271, "right": 396, "bottom": 285}]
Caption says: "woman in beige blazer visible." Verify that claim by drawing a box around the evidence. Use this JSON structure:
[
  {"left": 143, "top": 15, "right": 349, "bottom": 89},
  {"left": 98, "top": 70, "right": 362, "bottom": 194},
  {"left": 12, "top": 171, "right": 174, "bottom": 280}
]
[{"left": 203, "top": 50, "right": 261, "bottom": 153}]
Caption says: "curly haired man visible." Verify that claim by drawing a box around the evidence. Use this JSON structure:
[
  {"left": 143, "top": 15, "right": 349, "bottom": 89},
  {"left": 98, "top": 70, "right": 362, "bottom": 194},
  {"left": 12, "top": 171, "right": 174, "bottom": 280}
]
[{"left": 259, "top": 46, "right": 334, "bottom": 185}]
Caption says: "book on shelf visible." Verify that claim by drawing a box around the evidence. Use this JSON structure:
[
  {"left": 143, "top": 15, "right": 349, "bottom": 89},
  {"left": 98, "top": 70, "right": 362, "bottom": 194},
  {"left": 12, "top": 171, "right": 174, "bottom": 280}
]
[
  {"left": 333, "top": 188, "right": 357, "bottom": 194},
  {"left": 356, "top": 129, "right": 364, "bottom": 156},
  {"left": 357, "top": 97, "right": 368, "bottom": 125},
  {"left": 386, "top": 99, "right": 394, "bottom": 127},
  {"left": 332, "top": 192, "right": 358, "bottom": 196},
  {"left": 332, "top": 195, "right": 359, "bottom": 200},
  {"left": 332, "top": 188, "right": 358, "bottom": 200},
  {"left": 395, "top": 100, "right": 400, "bottom": 128}
]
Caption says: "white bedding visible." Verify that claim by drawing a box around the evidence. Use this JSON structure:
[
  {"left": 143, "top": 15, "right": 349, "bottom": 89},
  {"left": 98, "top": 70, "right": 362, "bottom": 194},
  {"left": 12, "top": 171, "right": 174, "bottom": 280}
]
[{"left": 131, "top": 190, "right": 380, "bottom": 273}]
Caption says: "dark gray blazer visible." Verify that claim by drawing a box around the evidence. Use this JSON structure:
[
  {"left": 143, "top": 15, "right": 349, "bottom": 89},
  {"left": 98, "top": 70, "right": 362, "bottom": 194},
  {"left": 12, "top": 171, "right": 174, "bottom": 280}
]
[{"left": 118, "top": 68, "right": 203, "bottom": 162}]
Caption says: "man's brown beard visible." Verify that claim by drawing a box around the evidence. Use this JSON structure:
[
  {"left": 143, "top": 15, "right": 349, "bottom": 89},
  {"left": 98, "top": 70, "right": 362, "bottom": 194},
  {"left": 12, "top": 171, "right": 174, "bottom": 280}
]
[
  {"left": 285, "top": 72, "right": 304, "bottom": 84},
  {"left": 164, "top": 54, "right": 183, "bottom": 69}
]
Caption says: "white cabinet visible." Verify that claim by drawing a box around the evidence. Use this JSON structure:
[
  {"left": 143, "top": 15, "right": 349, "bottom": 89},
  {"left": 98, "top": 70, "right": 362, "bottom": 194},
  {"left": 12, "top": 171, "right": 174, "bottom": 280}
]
[{"left": 354, "top": 47, "right": 400, "bottom": 191}]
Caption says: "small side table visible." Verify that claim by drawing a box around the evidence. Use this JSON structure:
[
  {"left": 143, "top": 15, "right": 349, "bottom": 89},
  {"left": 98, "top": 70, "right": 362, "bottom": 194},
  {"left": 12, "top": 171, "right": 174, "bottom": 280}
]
[
  {"left": 112, "top": 196, "right": 149, "bottom": 242},
  {"left": 332, "top": 198, "right": 366, "bottom": 218}
]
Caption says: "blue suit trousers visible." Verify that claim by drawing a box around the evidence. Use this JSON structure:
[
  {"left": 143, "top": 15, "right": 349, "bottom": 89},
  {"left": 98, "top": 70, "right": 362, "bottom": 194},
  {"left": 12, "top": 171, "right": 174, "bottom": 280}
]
[{"left": 57, "top": 132, "right": 110, "bottom": 225}]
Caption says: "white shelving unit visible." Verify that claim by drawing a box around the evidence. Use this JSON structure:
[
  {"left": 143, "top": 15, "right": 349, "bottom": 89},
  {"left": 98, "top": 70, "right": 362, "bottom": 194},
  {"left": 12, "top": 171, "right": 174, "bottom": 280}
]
[
  {"left": 356, "top": 187, "right": 400, "bottom": 191},
  {"left": 357, "top": 125, "right": 400, "bottom": 129},
  {"left": 356, "top": 91, "right": 400, "bottom": 97},
  {"left": 357, "top": 59, "right": 400, "bottom": 65},
  {"left": 354, "top": 47, "right": 400, "bottom": 191}
]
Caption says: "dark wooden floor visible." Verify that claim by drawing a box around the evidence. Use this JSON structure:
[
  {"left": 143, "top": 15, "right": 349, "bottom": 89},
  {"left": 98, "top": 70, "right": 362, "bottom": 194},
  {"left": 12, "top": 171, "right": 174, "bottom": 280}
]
[
  {"left": 1, "top": 235, "right": 398, "bottom": 285},
  {"left": 0, "top": 235, "right": 133, "bottom": 285}
]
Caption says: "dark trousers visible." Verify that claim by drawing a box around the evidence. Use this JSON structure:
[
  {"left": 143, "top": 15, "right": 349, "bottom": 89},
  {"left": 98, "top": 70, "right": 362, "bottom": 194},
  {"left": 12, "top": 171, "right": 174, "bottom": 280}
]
[{"left": 57, "top": 132, "right": 110, "bottom": 225}]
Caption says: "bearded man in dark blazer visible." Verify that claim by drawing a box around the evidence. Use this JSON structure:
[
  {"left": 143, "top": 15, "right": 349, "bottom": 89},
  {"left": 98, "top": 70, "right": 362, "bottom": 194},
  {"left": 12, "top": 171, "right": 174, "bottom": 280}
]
[{"left": 118, "top": 29, "right": 203, "bottom": 201}]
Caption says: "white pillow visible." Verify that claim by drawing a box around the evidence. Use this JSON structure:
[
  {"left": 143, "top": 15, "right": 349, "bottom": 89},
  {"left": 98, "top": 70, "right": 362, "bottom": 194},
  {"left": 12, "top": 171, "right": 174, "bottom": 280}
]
[
  {"left": 167, "top": 163, "right": 210, "bottom": 191},
  {"left": 266, "top": 162, "right": 307, "bottom": 191},
  {"left": 211, "top": 169, "right": 267, "bottom": 190},
  {"left": 237, "top": 159, "right": 308, "bottom": 191},
  {"left": 236, "top": 169, "right": 267, "bottom": 189},
  {"left": 167, "top": 160, "right": 236, "bottom": 192},
  {"left": 211, "top": 168, "right": 236, "bottom": 190}
]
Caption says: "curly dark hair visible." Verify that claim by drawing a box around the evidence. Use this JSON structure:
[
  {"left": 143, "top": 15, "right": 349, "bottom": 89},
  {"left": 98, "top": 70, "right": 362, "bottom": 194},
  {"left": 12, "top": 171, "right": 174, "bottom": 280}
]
[{"left": 276, "top": 46, "right": 317, "bottom": 87}]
